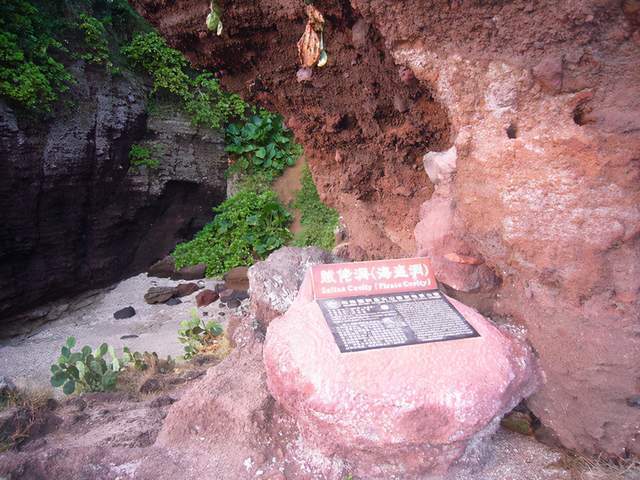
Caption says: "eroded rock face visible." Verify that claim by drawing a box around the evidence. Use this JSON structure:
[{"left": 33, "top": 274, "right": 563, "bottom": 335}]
[
  {"left": 248, "top": 246, "right": 338, "bottom": 327},
  {"left": 384, "top": 2, "right": 640, "bottom": 456},
  {"left": 134, "top": 0, "right": 640, "bottom": 457},
  {"left": 263, "top": 272, "right": 540, "bottom": 478},
  {"left": 0, "top": 71, "right": 227, "bottom": 334}
]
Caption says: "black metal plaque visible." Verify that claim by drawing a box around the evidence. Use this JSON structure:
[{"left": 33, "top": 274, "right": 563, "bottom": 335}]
[{"left": 317, "top": 290, "right": 480, "bottom": 353}]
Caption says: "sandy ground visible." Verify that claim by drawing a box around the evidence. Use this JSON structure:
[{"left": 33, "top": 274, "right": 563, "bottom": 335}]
[{"left": 0, "top": 273, "right": 243, "bottom": 393}]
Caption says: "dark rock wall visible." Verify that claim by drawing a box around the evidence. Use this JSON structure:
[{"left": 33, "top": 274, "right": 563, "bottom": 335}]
[{"left": 0, "top": 66, "right": 227, "bottom": 335}]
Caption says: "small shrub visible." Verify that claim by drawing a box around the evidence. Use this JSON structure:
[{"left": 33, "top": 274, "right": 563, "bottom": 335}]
[
  {"left": 292, "top": 164, "right": 339, "bottom": 250},
  {"left": 121, "top": 31, "right": 190, "bottom": 98},
  {"left": 178, "top": 309, "right": 224, "bottom": 359},
  {"left": 121, "top": 348, "right": 149, "bottom": 371},
  {"left": 122, "top": 32, "right": 247, "bottom": 129},
  {"left": 172, "top": 189, "right": 292, "bottom": 276},
  {"left": 122, "top": 348, "right": 174, "bottom": 374},
  {"left": 226, "top": 110, "right": 302, "bottom": 180},
  {"left": 78, "top": 13, "right": 111, "bottom": 66},
  {"left": 50, "top": 337, "right": 125, "bottom": 395},
  {"left": 129, "top": 143, "right": 160, "bottom": 170},
  {"left": 184, "top": 73, "right": 246, "bottom": 129}
]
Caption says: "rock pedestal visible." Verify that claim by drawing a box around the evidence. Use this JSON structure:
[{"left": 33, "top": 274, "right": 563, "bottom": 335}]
[{"left": 263, "top": 273, "right": 540, "bottom": 478}]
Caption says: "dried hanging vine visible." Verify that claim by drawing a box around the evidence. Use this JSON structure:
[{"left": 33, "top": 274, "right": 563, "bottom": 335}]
[
  {"left": 206, "top": 0, "right": 223, "bottom": 35},
  {"left": 297, "top": 5, "right": 328, "bottom": 68}
]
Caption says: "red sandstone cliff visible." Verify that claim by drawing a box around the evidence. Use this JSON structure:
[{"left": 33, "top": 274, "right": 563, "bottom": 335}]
[{"left": 133, "top": 0, "right": 640, "bottom": 458}]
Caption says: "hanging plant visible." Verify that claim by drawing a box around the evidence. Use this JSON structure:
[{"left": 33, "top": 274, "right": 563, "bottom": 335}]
[
  {"left": 297, "top": 4, "right": 328, "bottom": 68},
  {"left": 206, "top": 0, "right": 223, "bottom": 35}
]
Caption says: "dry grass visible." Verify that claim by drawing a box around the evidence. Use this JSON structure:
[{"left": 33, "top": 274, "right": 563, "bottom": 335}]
[
  {"left": 195, "top": 333, "right": 232, "bottom": 360},
  {"left": 0, "top": 387, "right": 53, "bottom": 452},
  {"left": 558, "top": 452, "right": 640, "bottom": 479},
  {"left": 117, "top": 334, "right": 232, "bottom": 397}
]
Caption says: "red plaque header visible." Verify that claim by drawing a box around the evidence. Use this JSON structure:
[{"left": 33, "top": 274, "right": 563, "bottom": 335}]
[{"left": 311, "top": 257, "right": 437, "bottom": 300}]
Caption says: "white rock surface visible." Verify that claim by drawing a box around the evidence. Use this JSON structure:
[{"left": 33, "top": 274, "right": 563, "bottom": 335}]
[{"left": 423, "top": 144, "right": 457, "bottom": 184}]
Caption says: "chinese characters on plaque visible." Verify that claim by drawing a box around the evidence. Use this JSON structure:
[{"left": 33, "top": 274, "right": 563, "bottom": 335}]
[{"left": 311, "top": 258, "right": 479, "bottom": 353}]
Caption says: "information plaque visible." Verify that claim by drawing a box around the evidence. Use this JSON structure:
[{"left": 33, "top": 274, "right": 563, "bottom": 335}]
[{"left": 311, "top": 258, "right": 479, "bottom": 353}]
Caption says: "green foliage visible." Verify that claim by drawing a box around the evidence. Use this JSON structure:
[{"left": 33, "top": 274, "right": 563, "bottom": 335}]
[
  {"left": 0, "top": 0, "right": 152, "bottom": 112},
  {"left": 122, "top": 32, "right": 190, "bottom": 98},
  {"left": 129, "top": 143, "right": 160, "bottom": 170},
  {"left": 184, "top": 73, "right": 246, "bottom": 130},
  {"left": 122, "top": 348, "right": 174, "bottom": 373},
  {"left": 121, "top": 348, "right": 149, "bottom": 371},
  {"left": 234, "top": 170, "right": 274, "bottom": 194},
  {"left": 78, "top": 13, "right": 111, "bottom": 66},
  {"left": 122, "top": 32, "right": 246, "bottom": 129},
  {"left": 50, "top": 337, "right": 125, "bottom": 395},
  {"left": 178, "top": 309, "right": 224, "bottom": 359},
  {"left": 94, "top": 0, "right": 151, "bottom": 43},
  {"left": 292, "top": 164, "right": 339, "bottom": 250},
  {"left": 173, "top": 189, "right": 292, "bottom": 276},
  {"left": 0, "top": 0, "right": 73, "bottom": 112},
  {"left": 226, "top": 110, "right": 302, "bottom": 180}
]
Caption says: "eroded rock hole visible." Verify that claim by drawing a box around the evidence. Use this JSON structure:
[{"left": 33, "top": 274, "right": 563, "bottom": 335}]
[
  {"left": 572, "top": 104, "right": 591, "bottom": 126},
  {"left": 506, "top": 123, "right": 518, "bottom": 139}
]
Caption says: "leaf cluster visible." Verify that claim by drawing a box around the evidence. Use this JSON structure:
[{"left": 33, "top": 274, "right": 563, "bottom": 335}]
[
  {"left": 178, "top": 309, "right": 224, "bottom": 359},
  {"left": 226, "top": 110, "right": 302, "bottom": 180},
  {"left": 172, "top": 189, "right": 292, "bottom": 276},
  {"left": 292, "top": 164, "right": 339, "bottom": 250},
  {"left": 129, "top": 143, "right": 160, "bottom": 170},
  {"left": 122, "top": 348, "right": 174, "bottom": 373},
  {"left": 50, "top": 337, "right": 124, "bottom": 395},
  {"left": 0, "top": 0, "right": 73, "bottom": 112},
  {"left": 122, "top": 32, "right": 246, "bottom": 129},
  {"left": 77, "top": 13, "right": 111, "bottom": 67},
  {"left": 0, "top": 0, "right": 153, "bottom": 113}
]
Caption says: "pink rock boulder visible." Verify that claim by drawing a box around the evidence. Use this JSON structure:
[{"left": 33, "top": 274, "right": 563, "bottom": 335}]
[{"left": 263, "top": 273, "right": 540, "bottom": 478}]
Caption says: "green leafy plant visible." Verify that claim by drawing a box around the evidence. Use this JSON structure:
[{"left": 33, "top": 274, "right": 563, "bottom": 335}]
[
  {"left": 292, "top": 164, "right": 339, "bottom": 250},
  {"left": 96, "top": 0, "right": 152, "bottom": 44},
  {"left": 122, "top": 348, "right": 174, "bottom": 373},
  {"left": 226, "top": 110, "right": 302, "bottom": 180},
  {"left": 122, "top": 348, "right": 149, "bottom": 371},
  {"left": 184, "top": 73, "right": 246, "bottom": 129},
  {"left": 178, "top": 309, "right": 224, "bottom": 359},
  {"left": 0, "top": 0, "right": 73, "bottom": 112},
  {"left": 122, "top": 32, "right": 246, "bottom": 129},
  {"left": 129, "top": 143, "right": 160, "bottom": 170},
  {"left": 78, "top": 13, "right": 111, "bottom": 66},
  {"left": 173, "top": 189, "right": 292, "bottom": 276},
  {"left": 50, "top": 337, "right": 125, "bottom": 395},
  {"left": 121, "top": 31, "right": 190, "bottom": 98}
]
